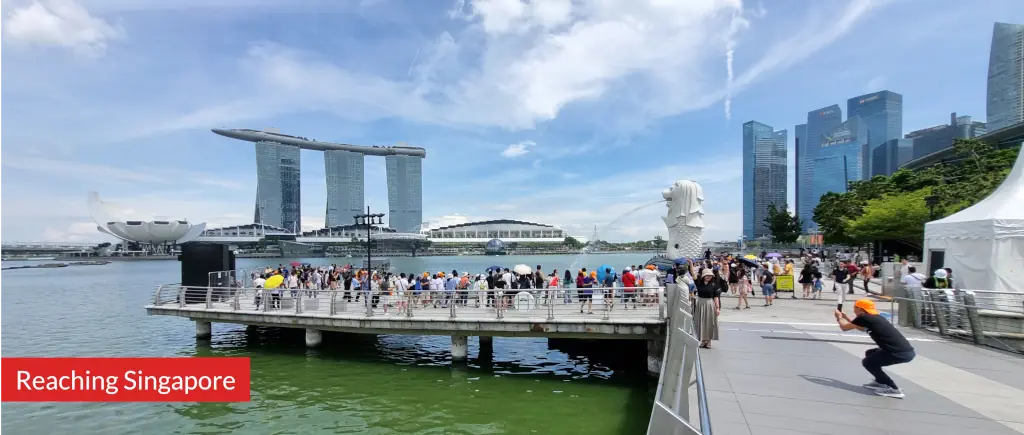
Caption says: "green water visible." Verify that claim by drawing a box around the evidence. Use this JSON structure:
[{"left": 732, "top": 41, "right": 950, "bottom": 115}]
[{"left": 1, "top": 253, "right": 657, "bottom": 434}]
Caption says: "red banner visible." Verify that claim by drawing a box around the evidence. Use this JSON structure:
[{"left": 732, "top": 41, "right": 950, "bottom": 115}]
[{"left": 2, "top": 357, "right": 251, "bottom": 402}]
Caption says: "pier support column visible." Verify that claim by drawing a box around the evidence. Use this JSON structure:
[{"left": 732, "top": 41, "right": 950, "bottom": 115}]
[
  {"left": 305, "top": 329, "right": 323, "bottom": 348},
  {"left": 646, "top": 339, "right": 665, "bottom": 377},
  {"left": 478, "top": 336, "right": 493, "bottom": 358},
  {"left": 195, "top": 321, "right": 212, "bottom": 339},
  {"left": 451, "top": 335, "right": 468, "bottom": 361}
]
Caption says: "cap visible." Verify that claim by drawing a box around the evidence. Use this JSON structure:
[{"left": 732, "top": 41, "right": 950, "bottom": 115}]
[{"left": 854, "top": 298, "right": 880, "bottom": 315}]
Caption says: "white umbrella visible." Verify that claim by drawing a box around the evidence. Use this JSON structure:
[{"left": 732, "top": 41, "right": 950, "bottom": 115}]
[{"left": 513, "top": 264, "right": 532, "bottom": 275}]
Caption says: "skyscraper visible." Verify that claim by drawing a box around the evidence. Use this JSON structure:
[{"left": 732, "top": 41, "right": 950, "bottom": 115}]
[
  {"left": 811, "top": 117, "right": 869, "bottom": 211},
  {"left": 324, "top": 150, "right": 365, "bottom": 227},
  {"left": 253, "top": 140, "right": 302, "bottom": 232},
  {"left": 847, "top": 90, "right": 903, "bottom": 175},
  {"left": 987, "top": 22, "right": 1024, "bottom": 131},
  {"left": 871, "top": 138, "right": 914, "bottom": 177},
  {"left": 213, "top": 128, "right": 427, "bottom": 234},
  {"left": 743, "top": 121, "right": 788, "bottom": 240},
  {"left": 794, "top": 123, "right": 807, "bottom": 218},
  {"left": 386, "top": 155, "right": 424, "bottom": 233},
  {"left": 906, "top": 112, "right": 988, "bottom": 159},
  {"left": 798, "top": 105, "right": 842, "bottom": 231}
]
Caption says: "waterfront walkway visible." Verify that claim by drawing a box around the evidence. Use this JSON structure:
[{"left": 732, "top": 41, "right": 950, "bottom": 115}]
[{"left": 696, "top": 299, "right": 1024, "bottom": 435}]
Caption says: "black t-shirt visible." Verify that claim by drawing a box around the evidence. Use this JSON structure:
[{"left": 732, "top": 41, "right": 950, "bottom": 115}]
[
  {"left": 852, "top": 314, "right": 914, "bottom": 354},
  {"left": 761, "top": 270, "right": 775, "bottom": 285},
  {"left": 833, "top": 268, "right": 849, "bottom": 282}
]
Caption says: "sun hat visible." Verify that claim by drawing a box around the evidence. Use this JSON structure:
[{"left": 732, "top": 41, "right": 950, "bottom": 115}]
[
  {"left": 701, "top": 269, "right": 714, "bottom": 277},
  {"left": 854, "top": 298, "right": 880, "bottom": 315},
  {"left": 934, "top": 269, "right": 948, "bottom": 279}
]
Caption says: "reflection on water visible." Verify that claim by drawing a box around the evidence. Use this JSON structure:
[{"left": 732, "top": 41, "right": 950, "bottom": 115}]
[{"left": 2, "top": 254, "right": 656, "bottom": 435}]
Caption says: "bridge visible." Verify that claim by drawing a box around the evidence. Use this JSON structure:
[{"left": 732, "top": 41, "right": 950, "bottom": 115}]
[
  {"left": 145, "top": 279, "right": 1024, "bottom": 434},
  {"left": 146, "top": 280, "right": 715, "bottom": 434},
  {"left": 1, "top": 241, "right": 98, "bottom": 255}
]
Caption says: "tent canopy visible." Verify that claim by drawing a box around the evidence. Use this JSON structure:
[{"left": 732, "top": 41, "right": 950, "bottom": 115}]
[{"left": 923, "top": 147, "right": 1024, "bottom": 293}]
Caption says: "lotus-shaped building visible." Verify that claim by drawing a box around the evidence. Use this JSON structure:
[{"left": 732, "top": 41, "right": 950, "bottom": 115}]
[{"left": 87, "top": 192, "right": 206, "bottom": 244}]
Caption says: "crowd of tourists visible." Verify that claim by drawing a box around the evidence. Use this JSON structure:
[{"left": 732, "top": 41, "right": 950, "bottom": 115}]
[{"left": 246, "top": 262, "right": 676, "bottom": 314}]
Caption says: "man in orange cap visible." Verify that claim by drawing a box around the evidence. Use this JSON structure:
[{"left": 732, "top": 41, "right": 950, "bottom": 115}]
[{"left": 835, "top": 298, "right": 915, "bottom": 398}]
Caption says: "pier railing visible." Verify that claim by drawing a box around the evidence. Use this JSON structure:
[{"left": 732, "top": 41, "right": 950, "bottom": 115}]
[
  {"left": 881, "top": 288, "right": 1024, "bottom": 354},
  {"left": 647, "top": 283, "right": 712, "bottom": 435},
  {"left": 152, "top": 284, "right": 668, "bottom": 321}
]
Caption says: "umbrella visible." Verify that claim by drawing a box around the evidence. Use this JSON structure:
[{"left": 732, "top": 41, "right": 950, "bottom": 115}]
[
  {"left": 743, "top": 254, "right": 758, "bottom": 260},
  {"left": 290, "top": 261, "right": 301, "bottom": 268},
  {"left": 597, "top": 265, "right": 615, "bottom": 282},
  {"left": 486, "top": 265, "right": 503, "bottom": 273},
  {"left": 264, "top": 274, "right": 284, "bottom": 289},
  {"left": 513, "top": 264, "right": 532, "bottom": 275},
  {"left": 766, "top": 253, "right": 783, "bottom": 258},
  {"left": 737, "top": 257, "right": 760, "bottom": 268}
]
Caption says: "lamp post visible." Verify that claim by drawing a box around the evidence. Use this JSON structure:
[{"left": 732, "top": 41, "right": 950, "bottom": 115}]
[
  {"left": 354, "top": 207, "right": 386, "bottom": 274},
  {"left": 925, "top": 194, "right": 940, "bottom": 221}
]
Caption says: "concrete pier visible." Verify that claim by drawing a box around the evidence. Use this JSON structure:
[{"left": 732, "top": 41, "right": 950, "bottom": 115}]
[
  {"left": 305, "top": 329, "right": 323, "bottom": 347},
  {"left": 195, "top": 320, "right": 212, "bottom": 339},
  {"left": 451, "top": 335, "right": 468, "bottom": 361},
  {"left": 646, "top": 339, "right": 664, "bottom": 376}
]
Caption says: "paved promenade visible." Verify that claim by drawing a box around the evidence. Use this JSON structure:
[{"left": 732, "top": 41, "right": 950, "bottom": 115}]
[{"left": 692, "top": 298, "right": 1024, "bottom": 435}]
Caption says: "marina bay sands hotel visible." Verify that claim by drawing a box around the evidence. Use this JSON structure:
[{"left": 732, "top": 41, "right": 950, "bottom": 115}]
[{"left": 212, "top": 128, "right": 425, "bottom": 234}]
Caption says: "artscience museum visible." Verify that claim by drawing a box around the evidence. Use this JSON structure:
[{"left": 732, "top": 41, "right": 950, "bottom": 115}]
[{"left": 88, "top": 192, "right": 206, "bottom": 244}]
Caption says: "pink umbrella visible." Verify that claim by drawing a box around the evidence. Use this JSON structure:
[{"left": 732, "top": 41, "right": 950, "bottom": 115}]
[{"left": 290, "top": 261, "right": 301, "bottom": 268}]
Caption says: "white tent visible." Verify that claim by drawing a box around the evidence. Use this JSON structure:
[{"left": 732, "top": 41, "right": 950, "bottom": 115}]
[{"left": 923, "top": 147, "right": 1024, "bottom": 293}]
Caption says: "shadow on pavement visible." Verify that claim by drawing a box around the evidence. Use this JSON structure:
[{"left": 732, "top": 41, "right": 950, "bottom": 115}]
[{"left": 799, "top": 375, "right": 876, "bottom": 396}]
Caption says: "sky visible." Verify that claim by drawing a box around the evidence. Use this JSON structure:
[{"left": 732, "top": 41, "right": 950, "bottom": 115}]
[{"left": 2, "top": 0, "right": 1022, "bottom": 244}]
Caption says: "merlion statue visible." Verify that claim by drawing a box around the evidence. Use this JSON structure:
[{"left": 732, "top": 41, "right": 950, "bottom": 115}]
[{"left": 662, "top": 180, "right": 705, "bottom": 260}]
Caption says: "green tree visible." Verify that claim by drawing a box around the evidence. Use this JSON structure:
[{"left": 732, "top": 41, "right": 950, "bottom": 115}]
[
  {"left": 847, "top": 189, "right": 932, "bottom": 248},
  {"left": 562, "top": 236, "right": 583, "bottom": 249},
  {"left": 764, "top": 204, "right": 802, "bottom": 244},
  {"left": 812, "top": 138, "right": 1018, "bottom": 245}
]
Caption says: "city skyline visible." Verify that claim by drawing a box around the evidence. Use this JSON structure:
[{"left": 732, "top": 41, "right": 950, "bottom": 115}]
[
  {"left": 742, "top": 121, "right": 787, "bottom": 240},
  {"left": 3, "top": 1, "right": 1020, "bottom": 243}
]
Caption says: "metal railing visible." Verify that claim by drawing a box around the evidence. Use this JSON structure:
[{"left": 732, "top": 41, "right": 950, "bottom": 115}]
[
  {"left": 150, "top": 284, "right": 668, "bottom": 321},
  {"left": 647, "top": 284, "right": 712, "bottom": 435},
  {"left": 882, "top": 288, "right": 1024, "bottom": 354}
]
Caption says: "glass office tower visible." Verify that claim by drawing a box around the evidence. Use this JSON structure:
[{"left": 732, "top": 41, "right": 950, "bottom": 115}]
[
  {"left": 324, "top": 150, "right": 365, "bottom": 227},
  {"left": 794, "top": 123, "right": 806, "bottom": 220},
  {"left": 848, "top": 90, "right": 903, "bottom": 176},
  {"left": 798, "top": 105, "right": 842, "bottom": 231},
  {"left": 743, "top": 121, "right": 787, "bottom": 240},
  {"left": 253, "top": 141, "right": 301, "bottom": 232},
  {"left": 987, "top": 22, "right": 1024, "bottom": 131},
  {"left": 871, "top": 138, "right": 914, "bottom": 177},
  {"left": 386, "top": 155, "right": 424, "bottom": 234},
  {"left": 811, "top": 117, "right": 868, "bottom": 210}
]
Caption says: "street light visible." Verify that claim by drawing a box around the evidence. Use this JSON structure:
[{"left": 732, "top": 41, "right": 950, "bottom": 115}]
[
  {"left": 924, "top": 194, "right": 940, "bottom": 220},
  {"left": 353, "top": 207, "right": 386, "bottom": 273}
]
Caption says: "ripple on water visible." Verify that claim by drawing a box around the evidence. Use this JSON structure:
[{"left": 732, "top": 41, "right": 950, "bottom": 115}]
[{"left": 2, "top": 255, "right": 657, "bottom": 435}]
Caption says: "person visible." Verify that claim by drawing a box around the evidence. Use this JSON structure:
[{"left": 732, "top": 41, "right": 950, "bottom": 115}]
[
  {"left": 798, "top": 265, "right": 814, "bottom": 299},
  {"left": 733, "top": 266, "right": 750, "bottom": 310},
  {"left": 835, "top": 299, "right": 915, "bottom": 398},
  {"left": 900, "top": 266, "right": 926, "bottom": 294},
  {"left": 860, "top": 261, "right": 874, "bottom": 294},
  {"left": 692, "top": 269, "right": 721, "bottom": 349},
  {"left": 831, "top": 261, "right": 850, "bottom": 294},
  {"left": 760, "top": 263, "right": 776, "bottom": 307},
  {"left": 580, "top": 271, "right": 596, "bottom": 314},
  {"left": 812, "top": 272, "right": 823, "bottom": 299},
  {"left": 602, "top": 268, "right": 616, "bottom": 310},
  {"left": 622, "top": 267, "right": 639, "bottom": 309}
]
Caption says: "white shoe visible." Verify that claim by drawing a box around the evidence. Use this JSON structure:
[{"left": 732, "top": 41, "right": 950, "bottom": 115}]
[
  {"left": 874, "top": 387, "right": 905, "bottom": 398},
  {"left": 862, "top": 381, "right": 887, "bottom": 390}
]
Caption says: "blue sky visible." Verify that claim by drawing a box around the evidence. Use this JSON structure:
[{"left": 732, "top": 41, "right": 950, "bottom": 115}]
[{"left": 2, "top": 0, "right": 1021, "bottom": 243}]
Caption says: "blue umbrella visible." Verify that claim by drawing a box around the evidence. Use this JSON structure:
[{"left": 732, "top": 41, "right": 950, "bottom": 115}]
[
  {"left": 596, "top": 265, "right": 615, "bottom": 282},
  {"left": 486, "top": 265, "right": 503, "bottom": 273}
]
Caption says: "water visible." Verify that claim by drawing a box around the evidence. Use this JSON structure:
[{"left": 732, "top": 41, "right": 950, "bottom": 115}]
[
  {"left": 567, "top": 200, "right": 666, "bottom": 273},
  {"left": 1, "top": 253, "right": 657, "bottom": 435}
]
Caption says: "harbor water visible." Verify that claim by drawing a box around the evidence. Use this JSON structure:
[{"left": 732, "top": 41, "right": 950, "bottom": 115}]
[{"left": 1, "top": 253, "right": 657, "bottom": 435}]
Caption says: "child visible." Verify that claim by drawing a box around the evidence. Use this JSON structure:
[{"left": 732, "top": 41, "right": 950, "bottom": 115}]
[{"left": 812, "top": 273, "right": 823, "bottom": 299}]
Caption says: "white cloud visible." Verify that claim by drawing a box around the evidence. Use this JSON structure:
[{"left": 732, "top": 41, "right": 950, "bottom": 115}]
[
  {"left": 3, "top": 0, "right": 122, "bottom": 57},
  {"left": 1, "top": 156, "right": 246, "bottom": 190},
  {"left": 147, "top": 0, "right": 882, "bottom": 137},
  {"left": 40, "top": 222, "right": 102, "bottom": 242},
  {"left": 501, "top": 140, "right": 535, "bottom": 158}
]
